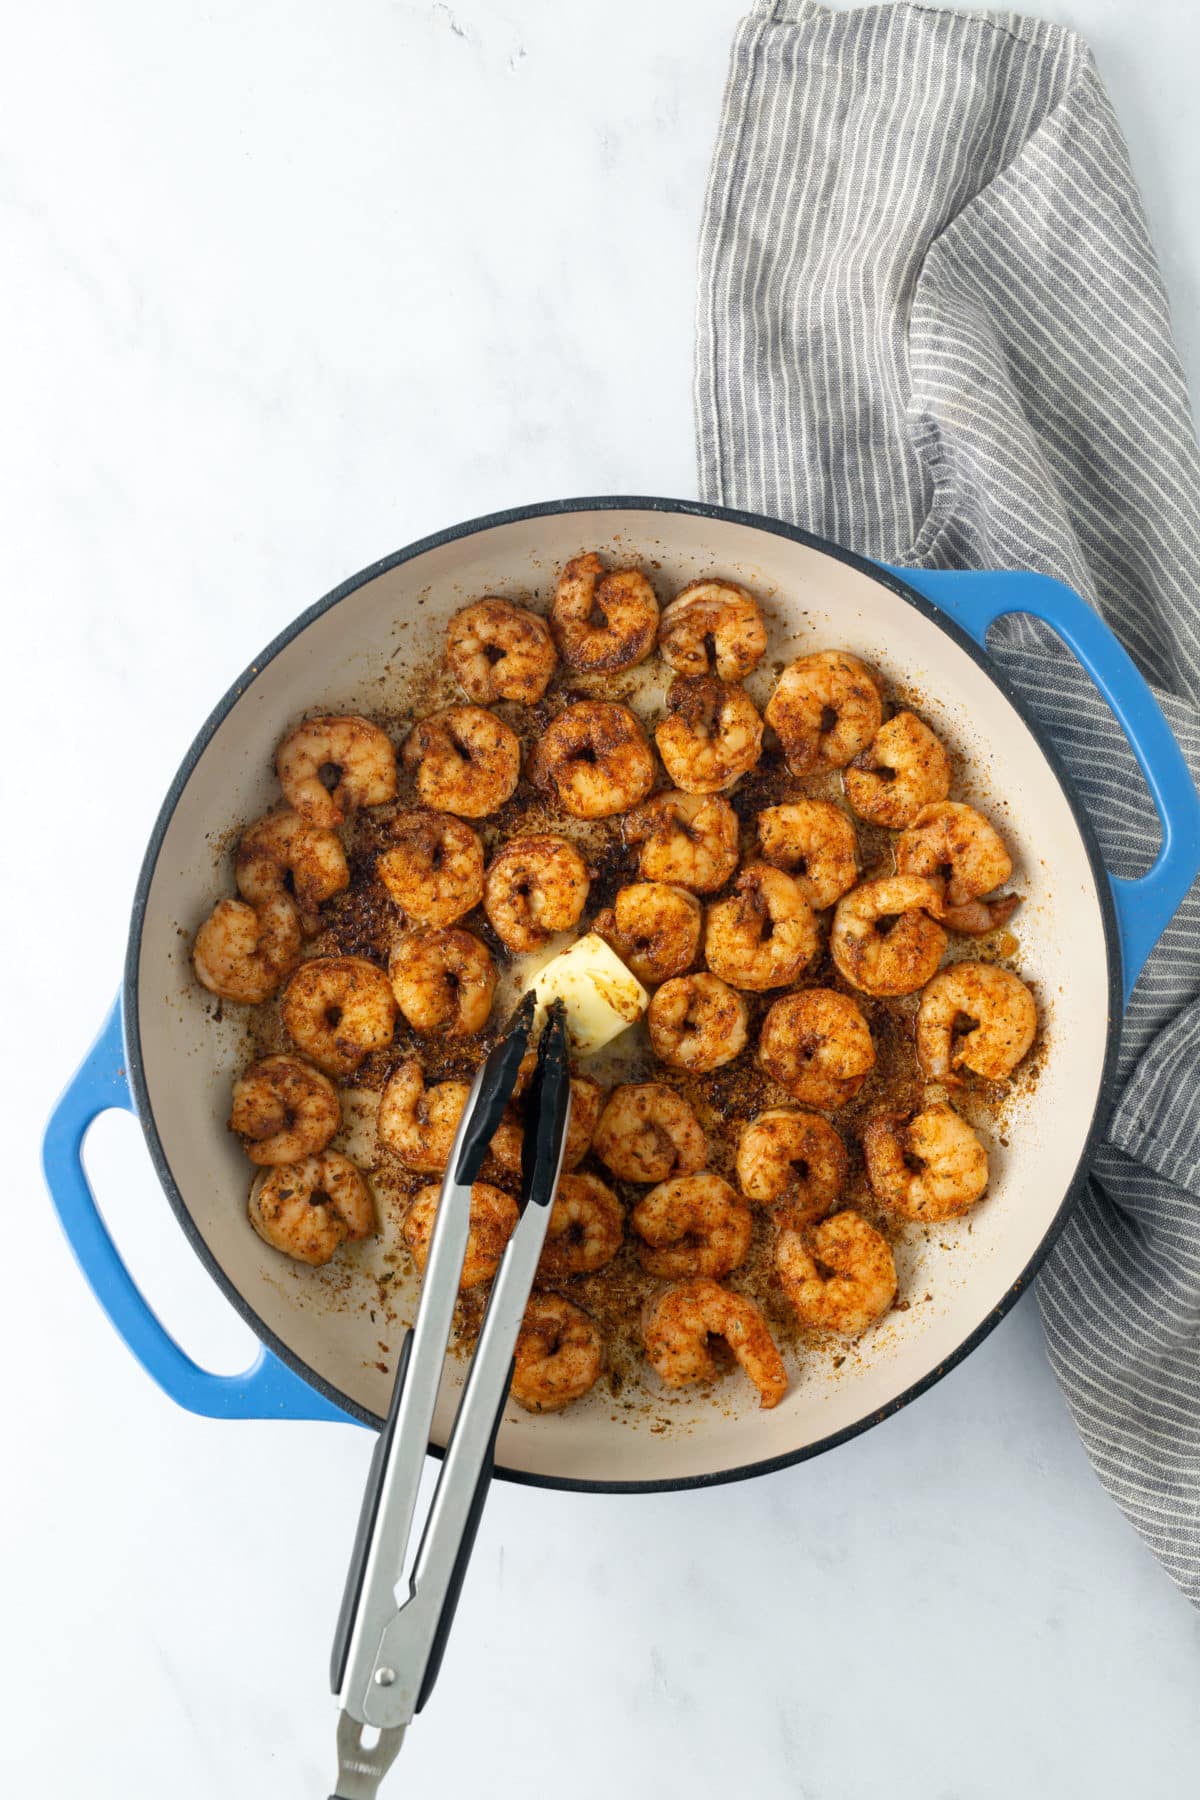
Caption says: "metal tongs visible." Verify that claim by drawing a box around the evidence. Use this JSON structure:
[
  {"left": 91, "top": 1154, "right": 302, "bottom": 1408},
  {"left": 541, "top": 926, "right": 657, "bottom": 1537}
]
[{"left": 328, "top": 992, "right": 571, "bottom": 1799}]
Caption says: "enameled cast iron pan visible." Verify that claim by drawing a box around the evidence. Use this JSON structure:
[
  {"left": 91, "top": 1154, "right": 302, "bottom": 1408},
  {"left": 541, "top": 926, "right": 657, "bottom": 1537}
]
[{"left": 43, "top": 498, "right": 1200, "bottom": 1491}]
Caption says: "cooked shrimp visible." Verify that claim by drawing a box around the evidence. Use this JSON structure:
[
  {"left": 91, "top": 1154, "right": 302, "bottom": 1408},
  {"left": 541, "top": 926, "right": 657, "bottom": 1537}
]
[
  {"left": 388, "top": 927, "right": 496, "bottom": 1036},
  {"left": 896, "top": 801, "right": 1019, "bottom": 934},
  {"left": 592, "top": 1082, "right": 707, "bottom": 1184},
  {"left": 757, "top": 800, "right": 859, "bottom": 910},
  {"left": 511, "top": 1294, "right": 604, "bottom": 1412},
  {"left": 659, "top": 579, "right": 768, "bottom": 682},
  {"left": 249, "top": 1152, "right": 375, "bottom": 1267},
  {"left": 631, "top": 1173, "right": 753, "bottom": 1279},
  {"left": 704, "top": 863, "right": 820, "bottom": 992},
  {"left": 655, "top": 675, "right": 764, "bottom": 794},
  {"left": 916, "top": 961, "right": 1037, "bottom": 1082},
  {"left": 643, "top": 1278, "right": 787, "bottom": 1409},
  {"left": 594, "top": 882, "right": 702, "bottom": 987},
  {"left": 489, "top": 1076, "right": 603, "bottom": 1176},
  {"left": 276, "top": 714, "right": 397, "bottom": 828},
  {"left": 483, "top": 835, "right": 590, "bottom": 953},
  {"left": 377, "top": 1058, "right": 471, "bottom": 1174},
  {"left": 764, "top": 650, "right": 882, "bottom": 776},
  {"left": 830, "top": 874, "right": 947, "bottom": 997},
  {"left": 845, "top": 711, "right": 952, "bottom": 829},
  {"left": 863, "top": 1102, "right": 989, "bottom": 1220},
  {"left": 281, "top": 955, "right": 397, "bottom": 1075},
  {"left": 376, "top": 810, "right": 484, "bottom": 928},
  {"left": 735, "top": 1109, "right": 847, "bottom": 1224},
  {"left": 624, "top": 790, "right": 740, "bottom": 893},
  {"left": 446, "top": 598, "right": 556, "bottom": 704},
  {"left": 235, "top": 808, "right": 349, "bottom": 934},
  {"left": 229, "top": 1053, "right": 340, "bottom": 1165},
  {"left": 193, "top": 895, "right": 302, "bottom": 1004},
  {"left": 537, "top": 1172, "right": 624, "bottom": 1280},
  {"left": 401, "top": 706, "right": 520, "bottom": 819},
  {"left": 775, "top": 1210, "right": 897, "bottom": 1336},
  {"left": 758, "top": 989, "right": 875, "bottom": 1110},
  {"left": 549, "top": 551, "right": 659, "bottom": 674},
  {"left": 403, "top": 1180, "right": 518, "bottom": 1288},
  {"left": 647, "top": 973, "right": 749, "bottom": 1073},
  {"left": 527, "top": 701, "right": 656, "bottom": 819}
]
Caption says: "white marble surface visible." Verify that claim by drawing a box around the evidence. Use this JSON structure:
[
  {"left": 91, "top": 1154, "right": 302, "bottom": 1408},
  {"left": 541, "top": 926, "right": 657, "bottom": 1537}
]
[{"left": 6, "top": 2, "right": 1200, "bottom": 1794}]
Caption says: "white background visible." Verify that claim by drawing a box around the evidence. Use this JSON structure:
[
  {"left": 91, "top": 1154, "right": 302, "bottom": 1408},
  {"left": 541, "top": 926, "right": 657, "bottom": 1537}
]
[{"left": 6, "top": 2, "right": 1200, "bottom": 1794}]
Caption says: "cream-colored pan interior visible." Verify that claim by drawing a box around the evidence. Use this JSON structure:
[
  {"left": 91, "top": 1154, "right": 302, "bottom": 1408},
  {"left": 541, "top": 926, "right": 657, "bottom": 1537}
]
[{"left": 132, "top": 506, "right": 1111, "bottom": 1486}]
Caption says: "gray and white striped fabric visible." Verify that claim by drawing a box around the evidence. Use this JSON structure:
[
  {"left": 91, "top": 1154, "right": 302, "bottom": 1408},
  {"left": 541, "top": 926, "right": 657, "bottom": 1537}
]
[{"left": 696, "top": 0, "right": 1200, "bottom": 1602}]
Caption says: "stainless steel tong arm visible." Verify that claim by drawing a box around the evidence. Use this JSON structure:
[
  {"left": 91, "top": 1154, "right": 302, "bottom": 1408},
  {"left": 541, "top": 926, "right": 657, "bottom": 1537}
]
[{"left": 329, "top": 997, "right": 571, "bottom": 1799}]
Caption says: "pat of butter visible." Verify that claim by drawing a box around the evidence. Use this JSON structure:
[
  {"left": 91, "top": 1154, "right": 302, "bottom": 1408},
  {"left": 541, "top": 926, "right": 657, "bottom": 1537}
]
[{"left": 530, "top": 933, "right": 649, "bottom": 1056}]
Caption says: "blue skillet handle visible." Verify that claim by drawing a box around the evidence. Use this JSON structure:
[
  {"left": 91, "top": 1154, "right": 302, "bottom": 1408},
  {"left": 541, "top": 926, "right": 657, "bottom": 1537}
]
[
  {"left": 884, "top": 566, "right": 1200, "bottom": 1003},
  {"left": 42, "top": 1000, "right": 353, "bottom": 1424}
]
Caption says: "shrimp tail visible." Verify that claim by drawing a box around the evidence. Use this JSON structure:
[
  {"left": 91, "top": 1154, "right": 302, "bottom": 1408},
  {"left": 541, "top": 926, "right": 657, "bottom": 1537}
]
[{"left": 938, "top": 892, "right": 1022, "bottom": 935}]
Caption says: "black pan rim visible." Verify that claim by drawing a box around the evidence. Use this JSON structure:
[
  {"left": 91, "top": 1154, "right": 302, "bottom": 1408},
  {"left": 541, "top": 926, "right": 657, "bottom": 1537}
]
[{"left": 123, "top": 493, "right": 1126, "bottom": 1494}]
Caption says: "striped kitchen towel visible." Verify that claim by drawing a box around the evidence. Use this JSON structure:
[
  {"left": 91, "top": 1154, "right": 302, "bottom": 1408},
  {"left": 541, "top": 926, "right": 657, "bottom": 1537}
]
[{"left": 696, "top": 0, "right": 1200, "bottom": 1602}]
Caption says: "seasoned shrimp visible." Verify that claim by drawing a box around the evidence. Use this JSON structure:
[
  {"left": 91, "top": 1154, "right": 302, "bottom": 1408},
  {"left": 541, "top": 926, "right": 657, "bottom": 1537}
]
[
  {"left": 404, "top": 1180, "right": 518, "bottom": 1288},
  {"left": 511, "top": 1293, "right": 604, "bottom": 1412},
  {"left": 593, "top": 1082, "right": 707, "bottom": 1183},
  {"left": 704, "top": 863, "right": 820, "bottom": 992},
  {"left": 758, "top": 989, "right": 875, "bottom": 1110},
  {"left": 863, "top": 1102, "right": 989, "bottom": 1220},
  {"left": 281, "top": 955, "right": 397, "bottom": 1075},
  {"left": 830, "top": 874, "right": 947, "bottom": 997},
  {"left": 594, "top": 882, "right": 702, "bottom": 987},
  {"left": 757, "top": 800, "right": 858, "bottom": 910},
  {"left": 624, "top": 790, "right": 740, "bottom": 893},
  {"left": 489, "top": 1076, "right": 603, "bottom": 1176},
  {"left": 845, "top": 711, "right": 952, "bottom": 829},
  {"left": 229, "top": 1053, "right": 340, "bottom": 1165},
  {"left": 764, "top": 650, "right": 882, "bottom": 776},
  {"left": 631, "top": 1173, "right": 753, "bottom": 1279},
  {"left": 377, "top": 1058, "right": 471, "bottom": 1173},
  {"left": 235, "top": 808, "right": 349, "bottom": 934},
  {"left": 446, "top": 598, "right": 556, "bottom": 704},
  {"left": 549, "top": 551, "right": 659, "bottom": 674},
  {"left": 916, "top": 961, "right": 1037, "bottom": 1083},
  {"left": 401, "top": 706, "right": 520, "bottom": 819},
  {"left": 896, "top": 801, "right": 1019, "bottom": 934},
  {"left": 776, "top": 1210, "right": 897, "bottom": 1336},
  {"left": 647, "top": 973, "right": 749, "bottom": 1073},
  {"left": 276, "top": 714, "right": 397, "bottom": 828},
  {"left": 643, "top": 1278, "right": 787, "bottom": 1409},
  {"left": 193, "top": 895, "right": 302, "bottom": 1004},
  {"left": 376, "top": 810, "right": 484, "bottom": 928},
  {"left": 659, "top": 579, "right": 768, "bottom": 682},
  {"left": 483, "top": 835, "right": 590, "bottom": 954},
  {"left": 528, "top": 701, "right": 656, "bottom": 819},
  {"left": 735, "top": 1109, "right": 847, "bottom": 1224},
  {"left": 537, "top": 1172, "right": 624, "bottom": 1281},
  {"left": 655, "top": 675, "right": 763, "bottom": 794},
  {"left": 249, "top": 1152, "right": 374, "bottom": 1267},
  {"left": 388, "top": 928, "right": 496, "bottom": 1036}
]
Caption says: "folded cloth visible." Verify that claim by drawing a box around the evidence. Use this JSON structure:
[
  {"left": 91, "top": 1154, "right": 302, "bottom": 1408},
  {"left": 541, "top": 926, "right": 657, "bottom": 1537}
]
[{"left": 696, "top": 0, "right": 1200, "bottom": 1603}]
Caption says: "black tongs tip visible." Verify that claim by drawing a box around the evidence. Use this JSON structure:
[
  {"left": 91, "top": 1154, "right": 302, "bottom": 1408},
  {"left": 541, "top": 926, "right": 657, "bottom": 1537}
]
[
  {"left": 542, "top": 994, "right": 568, "bottom": 1034},
  {"left": 506, "top": 988, "right": 539, "bottom": 1037},
  {"left": 451, "top": 990, "right": 538, "bottom": 1186},
  {"left": 519, "top": 999, "right": 572, "bottom": 1209}
]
